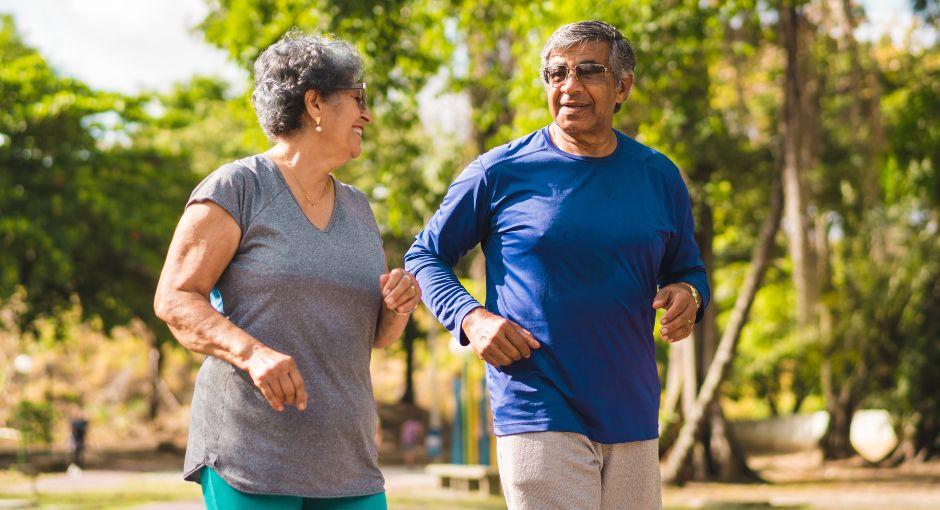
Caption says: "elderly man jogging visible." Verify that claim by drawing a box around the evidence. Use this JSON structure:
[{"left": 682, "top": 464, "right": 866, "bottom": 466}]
[{"left": 405, "top": 20, "right": 708, "bottom": 510}]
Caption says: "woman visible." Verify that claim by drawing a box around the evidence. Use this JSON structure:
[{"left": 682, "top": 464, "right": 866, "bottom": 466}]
[{"left": 153, "top": 32, "right": 419, "bottom": 510}]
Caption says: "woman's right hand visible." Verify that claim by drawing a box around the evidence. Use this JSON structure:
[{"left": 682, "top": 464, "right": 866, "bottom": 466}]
[{"left": 243, "top": 344, "right": 308, "bottom": 412}]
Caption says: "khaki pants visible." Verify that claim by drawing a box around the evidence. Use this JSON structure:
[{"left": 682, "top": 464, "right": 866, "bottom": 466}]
[{"left": 496, "top": 431, "right": 662, "bottom": 510}]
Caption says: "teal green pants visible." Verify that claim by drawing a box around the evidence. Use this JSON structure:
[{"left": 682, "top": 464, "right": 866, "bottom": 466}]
[{"left": 201, "top": 467, "right": 388, "bottom": 510}]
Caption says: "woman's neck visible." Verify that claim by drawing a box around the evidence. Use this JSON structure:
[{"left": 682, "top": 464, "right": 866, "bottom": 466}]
[{"left": 265, "top": 135, "right": 343, "bottom": 189}]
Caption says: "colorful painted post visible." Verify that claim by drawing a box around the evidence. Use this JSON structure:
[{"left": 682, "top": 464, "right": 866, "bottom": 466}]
[
  {"left": 465, "top": 356, "right": 479, "bottom": 464},
  {"left": 479, "top": 373, "right": 490, "bottom": 465},
  {"left": 451, "top": 372, "right": 463, "bottom": 464}
]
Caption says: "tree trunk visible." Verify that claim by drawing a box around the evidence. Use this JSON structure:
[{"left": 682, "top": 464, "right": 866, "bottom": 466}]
[
  {"left": 147, "top": 340, "right": 162, "bottom": 420},
  {"left": 821, "top": 359, "right": 865, "bottom": 459},
  {"left": 400, "top": 320, "right": 419, "bottom": 404},
  {"left": 659, "top": 341, "right": 684, "bottom": 439},
  {"left": 707, "top": 400, "right": 762, "bottom": 482},
  {"left": 781, "top": 2, "right": 818, "bottom": 328},
  {"left": 662, "top": 178, "right": 784, "bottom": 485},
  {"left": 678, "top": 332, "right": 706, "bottom": 480},
  {"left": 821, "top": 396, "right": 856, "bottom": 459}
]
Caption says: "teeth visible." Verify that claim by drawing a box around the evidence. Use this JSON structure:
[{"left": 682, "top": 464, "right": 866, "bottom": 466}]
[{"left": 353, "top": 127, "right": 363, "bottom": 135}]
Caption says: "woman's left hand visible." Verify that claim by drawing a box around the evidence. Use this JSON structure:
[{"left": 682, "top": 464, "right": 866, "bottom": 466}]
[{"left": 380, "top": 268, "right": 421, "bottom": 316}]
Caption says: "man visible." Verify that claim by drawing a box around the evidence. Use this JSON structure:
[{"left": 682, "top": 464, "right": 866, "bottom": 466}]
[{"left": 404, "top": 20, "right": 708, "bottom": 510}]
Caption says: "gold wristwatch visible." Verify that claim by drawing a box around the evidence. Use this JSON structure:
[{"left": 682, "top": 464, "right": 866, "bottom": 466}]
[{"left": 678, "top": 282, "right": 701, "bottom": 310}]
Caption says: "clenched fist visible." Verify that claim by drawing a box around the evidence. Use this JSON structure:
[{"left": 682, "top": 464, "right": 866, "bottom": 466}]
[{"left": 461, "top": 307, "right": 541, "bottom": 367}]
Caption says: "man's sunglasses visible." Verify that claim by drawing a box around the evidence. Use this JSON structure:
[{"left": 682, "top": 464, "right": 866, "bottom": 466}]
[
  {"left": 541, "top": 63, "right": 611, "bottom": 87},
  {"left": 336, "top": 83, "right": 367, "bottom": 111}
]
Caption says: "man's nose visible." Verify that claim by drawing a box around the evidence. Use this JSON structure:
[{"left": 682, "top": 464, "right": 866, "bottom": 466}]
[{"left": 559, "top": 70, "right": 583, "bottom": 95}]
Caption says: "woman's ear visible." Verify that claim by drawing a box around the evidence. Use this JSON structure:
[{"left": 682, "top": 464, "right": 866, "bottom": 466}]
[{"left": 303, "top": 89, "right": 321, "bottom": 128}]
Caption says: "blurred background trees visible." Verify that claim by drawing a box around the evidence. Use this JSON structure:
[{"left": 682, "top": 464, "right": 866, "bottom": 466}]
[{"left": 0, "top": 0, "right": 937, "bottom": 479}]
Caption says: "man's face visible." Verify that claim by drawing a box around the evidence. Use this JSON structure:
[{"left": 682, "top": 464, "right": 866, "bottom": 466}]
[{"left": 544, "top": 41, "right": 632, "bottom": 139}]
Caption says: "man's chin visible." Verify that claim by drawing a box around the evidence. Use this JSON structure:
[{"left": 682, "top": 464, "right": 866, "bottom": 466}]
[{"left": 555, "top": 118, "right": 590, "bottom": 134}]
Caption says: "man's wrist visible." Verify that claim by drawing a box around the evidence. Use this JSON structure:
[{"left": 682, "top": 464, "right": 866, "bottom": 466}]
[
  {"left": 460, "top": 306, "right": 485, "bottom": 333},
  {"left": 677, "top": 282, "right": 702, "bottom": 309}
]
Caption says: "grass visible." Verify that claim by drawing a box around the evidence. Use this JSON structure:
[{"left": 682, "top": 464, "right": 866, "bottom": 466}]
[
  {"left": 388, "top": 494, "right": 508, "bottom": 510},
  {"left": 0, "top": 492, "right": 509, "bottom": 510},
  {"left": 0, "top": 492, "right": 193, "bottom": 509},
  {"left": 0, "top": 470, "right": 201, "bottom": 509}
]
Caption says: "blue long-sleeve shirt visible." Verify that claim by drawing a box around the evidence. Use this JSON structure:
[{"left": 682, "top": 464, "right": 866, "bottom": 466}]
[{"left": 404, "top": 126, "right": 709, "bottom": 443}]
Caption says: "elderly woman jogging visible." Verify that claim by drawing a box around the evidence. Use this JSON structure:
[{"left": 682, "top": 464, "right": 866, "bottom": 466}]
[{"left": 154, "top": 32, "right": 419, "bottom": 510}]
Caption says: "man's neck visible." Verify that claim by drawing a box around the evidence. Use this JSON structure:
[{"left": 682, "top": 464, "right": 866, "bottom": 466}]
[{"left": 549, "top": 123, "right": 617, "bottom": 157}]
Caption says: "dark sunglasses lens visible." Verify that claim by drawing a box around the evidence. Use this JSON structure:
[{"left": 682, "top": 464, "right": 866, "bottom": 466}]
[
  {"left": 545, "top": 65, "right": 569, "bottom": 85},
  {"left": 576, "top": 64, "right": 607, "bottom": 82}
]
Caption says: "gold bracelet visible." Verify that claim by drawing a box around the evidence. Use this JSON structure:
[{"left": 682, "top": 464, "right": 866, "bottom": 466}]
[
  {"left": 393, "top": 303, "right": 418, "bottom": 316},
  {"left": 677, "top": 282, "right": 702, "bottom": 310}
]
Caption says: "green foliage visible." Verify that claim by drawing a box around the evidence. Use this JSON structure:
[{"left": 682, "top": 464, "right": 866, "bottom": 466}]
[
  {"left": 1, "top": 0, "right": 937, "bottom": 445},
  {"left": 881, "top": 49, "right": 939, "bottom": 208},
  {"left": 9, "top": 399, "right": 54, "bottom": 446},
  {"left": 0, "top": 15, "right": 197, "bottom": 338}
]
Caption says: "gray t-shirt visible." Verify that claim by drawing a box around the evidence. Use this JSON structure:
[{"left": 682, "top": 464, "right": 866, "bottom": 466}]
[{"left": 182, "top": 154, "right": 386, "bottom": 498}]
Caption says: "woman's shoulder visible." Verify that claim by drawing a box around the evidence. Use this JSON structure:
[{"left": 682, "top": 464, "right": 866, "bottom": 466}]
[
  {"left": 197, "top": 154, "right": 287, "bottom": 199},
  {"left": 333, "top": 178, "right": 381, "bottom": 235},
  {"left": 206, "top": 154, "right": 278, "bottom": 183},
  {"left": 333, "top": 178, "right": 371, "bottom": 207},
  {"left": 189, "top": 155, "right": 287, "bottom": 228}
]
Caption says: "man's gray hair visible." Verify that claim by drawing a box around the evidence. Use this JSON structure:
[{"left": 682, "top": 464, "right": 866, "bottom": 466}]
[
  {"left": 251, "top": 29, "right": 363, "bottom": 139},
  {"left": 541, "top": 20, "right": 636, "bottom": 81}
]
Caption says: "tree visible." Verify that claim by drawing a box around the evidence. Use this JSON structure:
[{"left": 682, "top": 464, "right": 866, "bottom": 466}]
[
  {"left": 0, "top": 15, "right": 200, "bottom": 418},
  {"left": 663, "top": 177, "right": 784, "bottom": 483}
]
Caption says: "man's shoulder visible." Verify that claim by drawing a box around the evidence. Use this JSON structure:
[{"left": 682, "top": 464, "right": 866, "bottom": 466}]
[
  {"left": 615, "top": 131, "right": 681, "bottom": 179},
  {"left": 615, "top": 130, "right": 662, "bottom": 163},
  {"left": 477, "top": 128, "right": 552, "bottom": 172}
]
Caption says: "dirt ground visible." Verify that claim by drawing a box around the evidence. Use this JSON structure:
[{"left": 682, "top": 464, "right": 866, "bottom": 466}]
[{"left": 662, "top": 451, "right": 940, "bottom": 509}]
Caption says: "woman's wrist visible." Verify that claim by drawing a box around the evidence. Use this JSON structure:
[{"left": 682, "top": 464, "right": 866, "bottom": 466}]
[
  {"left": 393, "top": 304, "right": 418, "bottom": 316},
  {"left": 382, "top": 301, "right": 415, "bottom": 318}
]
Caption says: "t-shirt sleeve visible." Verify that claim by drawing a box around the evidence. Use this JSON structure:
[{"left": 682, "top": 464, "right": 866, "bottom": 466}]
[{"left": 187, "top": 164, "right": 252, "bottom": 232}]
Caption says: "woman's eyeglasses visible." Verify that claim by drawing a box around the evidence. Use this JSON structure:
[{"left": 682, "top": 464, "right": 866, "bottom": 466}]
[
  {"left": 336, "top": 83, "right": 367, "bottom": 111},
  {"left": 541, "top": 63, "right": 611, "bottom": 87}
]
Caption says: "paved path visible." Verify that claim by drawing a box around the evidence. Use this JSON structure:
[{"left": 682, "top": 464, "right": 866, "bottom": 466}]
[
  {"left": 0, "top": 466, "right": 440, "bottom": 509},
  {"left": 4, "top": 464, "right": 940, "bottom": 509}
]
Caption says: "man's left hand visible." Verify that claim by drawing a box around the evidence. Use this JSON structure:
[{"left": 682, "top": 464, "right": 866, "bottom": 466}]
[{"left": 652, "top": 283, "right": 698, "bottom": 343}]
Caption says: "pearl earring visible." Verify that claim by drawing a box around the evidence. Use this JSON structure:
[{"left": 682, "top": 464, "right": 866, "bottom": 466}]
[{"left": 315, "top": 116, "right": 322, "bottom": 133}]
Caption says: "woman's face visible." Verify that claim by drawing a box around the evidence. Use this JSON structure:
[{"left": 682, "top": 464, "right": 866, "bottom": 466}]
[{"left": 317, "top": 85, "right": 372, "bottom": 159}]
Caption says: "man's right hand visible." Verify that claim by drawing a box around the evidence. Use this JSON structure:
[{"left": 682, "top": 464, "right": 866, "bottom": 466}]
[
  {"left": 242, "top": 343, "right": 308, "bottom": 412},
  {"left": 461, "top": 307, "right": 541, "bottom": 367}
]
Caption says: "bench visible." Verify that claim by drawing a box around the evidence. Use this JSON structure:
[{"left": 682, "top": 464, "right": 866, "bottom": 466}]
[{"left": 425, "top": 463, "right": 502, "bottom": 495}]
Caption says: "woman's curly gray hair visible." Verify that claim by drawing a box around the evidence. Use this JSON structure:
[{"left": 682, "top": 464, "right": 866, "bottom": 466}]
[
  {"left": 541, "top": 21, "right": 636, "bottom": 113},
  {"left": 251, "top": 30, "right": 363, "bottom": 139}
]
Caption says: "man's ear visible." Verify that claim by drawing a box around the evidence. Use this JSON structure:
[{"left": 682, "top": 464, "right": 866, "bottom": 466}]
[{"left": 617, "top": 74, "right": 634, "bottom": 103}]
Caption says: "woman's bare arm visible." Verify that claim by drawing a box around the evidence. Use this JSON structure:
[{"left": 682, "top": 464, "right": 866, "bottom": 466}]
[
  {"left": 373, "top": 268, "right": 421, "bottom": 348},
  {"left": 153, "top": 202, "right": 307, "bottom": 411}
]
